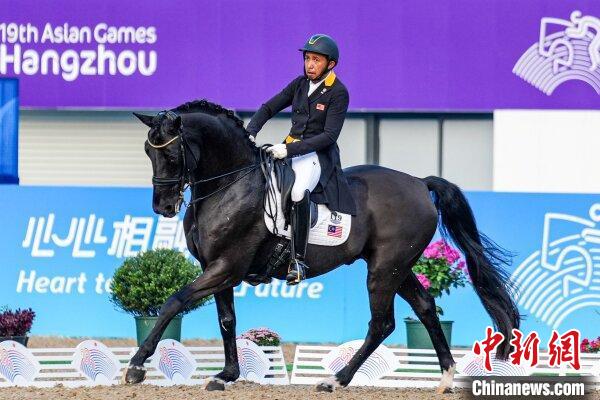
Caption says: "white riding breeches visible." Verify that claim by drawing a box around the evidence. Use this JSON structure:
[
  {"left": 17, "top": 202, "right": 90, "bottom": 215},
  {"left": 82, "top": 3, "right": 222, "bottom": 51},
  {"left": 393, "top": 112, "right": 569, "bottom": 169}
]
[{"left": 291, "top": 152, "right": 321, "bottom": 202}]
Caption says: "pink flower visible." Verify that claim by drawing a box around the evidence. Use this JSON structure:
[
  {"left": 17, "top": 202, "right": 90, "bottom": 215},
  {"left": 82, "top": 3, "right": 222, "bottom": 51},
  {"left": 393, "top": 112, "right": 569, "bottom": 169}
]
[
  {"left": 423, "top": 245, "right": 440, "bottom": 259},
  {"left": 416, "top": 273, "right": 431, "bottom": 290},
  {"left": 456, "top": 261, "right": 466, "bottom": 271},
  {"left": 423, "top": 240, "right": 463, "bottom": 265},
  {"left": 445, "top": 248, "right": 460, "bottom": 265}
]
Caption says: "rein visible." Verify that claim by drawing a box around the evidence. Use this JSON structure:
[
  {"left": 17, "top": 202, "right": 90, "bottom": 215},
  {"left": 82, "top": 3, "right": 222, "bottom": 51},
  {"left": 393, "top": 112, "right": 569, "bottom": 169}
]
[{"left": 147, "top": 118, "right": 277, "bottom": 217}]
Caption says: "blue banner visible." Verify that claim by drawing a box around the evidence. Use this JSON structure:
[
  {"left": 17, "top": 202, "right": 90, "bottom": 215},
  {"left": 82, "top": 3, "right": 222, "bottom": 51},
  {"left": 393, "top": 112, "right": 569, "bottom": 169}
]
[
  {"left": 0, "top": 79, "right": 18, "bottom": 184},
  {"left": 1, "top": 185, "right": 599, "bottom": 346}
]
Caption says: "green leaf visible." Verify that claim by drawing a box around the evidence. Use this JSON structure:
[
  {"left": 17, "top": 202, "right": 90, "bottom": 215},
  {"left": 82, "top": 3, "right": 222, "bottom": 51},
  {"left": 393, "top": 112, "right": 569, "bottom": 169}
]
[{"left": 110, "top": 249, "right": 212, "bottom": 317}]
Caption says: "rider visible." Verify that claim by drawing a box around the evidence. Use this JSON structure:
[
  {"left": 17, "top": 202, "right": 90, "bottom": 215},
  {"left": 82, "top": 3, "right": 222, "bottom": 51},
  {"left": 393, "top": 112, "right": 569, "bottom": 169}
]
[{"left": 247, "top": 34, "right": 356, "bottom": 286}]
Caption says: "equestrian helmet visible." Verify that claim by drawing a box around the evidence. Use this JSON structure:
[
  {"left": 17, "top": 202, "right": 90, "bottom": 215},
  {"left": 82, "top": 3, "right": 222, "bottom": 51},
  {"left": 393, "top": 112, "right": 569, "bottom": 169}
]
[{"left": 299, "top": 34, "right": 339, "bottom": 64}]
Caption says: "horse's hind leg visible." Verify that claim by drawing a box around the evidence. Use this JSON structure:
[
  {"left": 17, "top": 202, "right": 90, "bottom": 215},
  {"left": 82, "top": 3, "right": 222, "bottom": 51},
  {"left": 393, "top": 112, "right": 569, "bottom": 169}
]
[
  {"left": 316, "top": 260, "right": 398, "bottom": 392},
  {"left": 397, "top": 273, "right": 456, "bottom": 394}
]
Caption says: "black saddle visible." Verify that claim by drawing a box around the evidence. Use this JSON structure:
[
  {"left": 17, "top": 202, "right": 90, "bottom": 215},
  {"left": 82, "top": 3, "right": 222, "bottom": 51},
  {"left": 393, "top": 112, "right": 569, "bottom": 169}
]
[{"left": 273, "top": 159, "right": 318, "bottom": 228}]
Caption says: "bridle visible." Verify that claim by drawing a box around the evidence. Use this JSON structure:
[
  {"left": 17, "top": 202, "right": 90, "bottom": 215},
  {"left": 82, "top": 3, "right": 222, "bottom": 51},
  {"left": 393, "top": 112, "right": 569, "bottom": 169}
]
[{"left": 146, "top": 111, "right": 263, "bottom": 213}]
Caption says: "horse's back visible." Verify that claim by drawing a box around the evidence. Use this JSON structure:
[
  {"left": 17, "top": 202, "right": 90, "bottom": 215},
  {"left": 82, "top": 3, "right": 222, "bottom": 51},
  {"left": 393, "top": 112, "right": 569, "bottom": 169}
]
[
  {"left": 343, "top": 164, "right": 438, "bottom": 239},
  {"left": 343, "top": 164, "right": 432, "bottom": 204}
]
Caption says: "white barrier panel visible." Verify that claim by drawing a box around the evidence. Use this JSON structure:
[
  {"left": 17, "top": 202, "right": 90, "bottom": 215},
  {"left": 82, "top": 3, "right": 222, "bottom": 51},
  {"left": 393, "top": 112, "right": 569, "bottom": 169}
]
[
  {"left": 0, "top": 340, "right": 288, "bottom": 388},
  {"left": 0, "top": 340, "right": 41, "bottom": 386},
  {"left": 290, "top": 341, "right": 600, "bottom": 389}
]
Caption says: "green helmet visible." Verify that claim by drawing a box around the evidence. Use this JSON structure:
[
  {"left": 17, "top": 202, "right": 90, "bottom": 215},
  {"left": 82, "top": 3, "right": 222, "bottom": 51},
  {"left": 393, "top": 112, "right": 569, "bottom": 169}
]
[{"left": 299, "top": 34, "right": 339, "bottom": 64}]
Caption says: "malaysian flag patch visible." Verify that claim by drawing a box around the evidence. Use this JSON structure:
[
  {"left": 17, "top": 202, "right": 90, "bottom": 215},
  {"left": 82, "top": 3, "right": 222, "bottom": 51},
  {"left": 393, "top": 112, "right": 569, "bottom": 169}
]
[
  {"left": 316, "top": 103, "right": 325, "bottom": 111},
  {"left": 327, "top": 224, "right": 342, "bottom": 238}
]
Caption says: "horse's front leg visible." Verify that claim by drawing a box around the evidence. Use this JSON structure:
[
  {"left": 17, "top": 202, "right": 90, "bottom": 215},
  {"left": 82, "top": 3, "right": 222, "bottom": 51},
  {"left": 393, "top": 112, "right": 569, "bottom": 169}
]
[
  {"left": 123, "top": 260, "right": 239, "bottom": 384},
  {"left": 205, "top": 287, "right": 239, "bottom": 391}
]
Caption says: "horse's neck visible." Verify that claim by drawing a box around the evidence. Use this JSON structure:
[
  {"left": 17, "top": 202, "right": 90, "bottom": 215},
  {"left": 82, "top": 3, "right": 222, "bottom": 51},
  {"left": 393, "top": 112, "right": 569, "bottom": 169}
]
[
  {"left": 186, "top": 114, "right": 259, "bottom": 196},
  {"left": 188, "top": 115, "right": 257, "bottom": 180}
]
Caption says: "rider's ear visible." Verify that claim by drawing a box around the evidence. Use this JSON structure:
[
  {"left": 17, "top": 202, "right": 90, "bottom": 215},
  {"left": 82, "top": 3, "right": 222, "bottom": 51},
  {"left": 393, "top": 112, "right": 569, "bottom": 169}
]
[{"left": 133, "top": 112, "right": 154, "bottom": 127}]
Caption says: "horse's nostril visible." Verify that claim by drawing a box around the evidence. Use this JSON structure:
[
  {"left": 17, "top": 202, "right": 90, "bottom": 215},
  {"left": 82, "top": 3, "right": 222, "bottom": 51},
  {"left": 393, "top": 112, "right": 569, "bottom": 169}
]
[{"left": 165, "top": 204, "right": 174, "bottom": 212}]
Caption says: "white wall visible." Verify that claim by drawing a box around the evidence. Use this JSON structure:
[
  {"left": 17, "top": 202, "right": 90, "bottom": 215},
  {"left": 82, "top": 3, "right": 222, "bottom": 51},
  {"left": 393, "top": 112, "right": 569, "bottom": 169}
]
[
  {"left": 442, "top": 119, "right": 493, "bottom": 190},
  {"left": 20, "top": 111, "right": 151, "bottom": 186},
  {"left": 379, "top": 119, "right": 439, "bottom": 178},
  {"left": 494, "top": 110, "right": 600, "bottom": 193}
]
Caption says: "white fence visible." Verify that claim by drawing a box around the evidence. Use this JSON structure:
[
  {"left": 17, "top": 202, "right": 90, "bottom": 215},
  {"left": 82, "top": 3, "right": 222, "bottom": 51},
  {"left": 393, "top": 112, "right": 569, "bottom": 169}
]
[
  {"left": 0, "top": 341, "right": 288, "bottom": 388},
  {"left": 290, "top": 344, "right": 600, "bottom": 389},
  {"left": 3, "top": 340, "right": 600, "bottom": 390}
]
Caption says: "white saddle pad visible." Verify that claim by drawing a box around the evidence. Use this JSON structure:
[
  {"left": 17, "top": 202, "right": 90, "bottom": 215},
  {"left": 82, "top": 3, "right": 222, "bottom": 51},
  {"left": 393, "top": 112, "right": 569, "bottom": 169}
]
[{"left": 263, "top": 172, "right": 351, "bottom": 246}]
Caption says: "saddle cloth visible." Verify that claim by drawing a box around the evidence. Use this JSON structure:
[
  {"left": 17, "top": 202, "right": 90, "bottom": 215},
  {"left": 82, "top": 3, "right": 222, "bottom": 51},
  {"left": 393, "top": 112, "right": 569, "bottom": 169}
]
[{"left": 263, "top": 170, "right": 351, "bottom": 246}]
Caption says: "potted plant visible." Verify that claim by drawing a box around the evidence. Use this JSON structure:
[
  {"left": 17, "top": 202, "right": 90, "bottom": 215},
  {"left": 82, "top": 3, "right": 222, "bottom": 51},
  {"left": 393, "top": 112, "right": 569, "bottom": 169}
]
[
  {"left": 581, "top": 337, "right": 600, "bottom": 353},
  {"left": 405, "top": 239, "right": 469, "bottom": 349},
  {"left": 110, "top": 249, "right": 212, "bottom": 346},
  {"left": 237, "top": 327, "right": 281, "bottom": 347},
  {"left": 0, "top": 307, "right": 36, "bottom": 347}
]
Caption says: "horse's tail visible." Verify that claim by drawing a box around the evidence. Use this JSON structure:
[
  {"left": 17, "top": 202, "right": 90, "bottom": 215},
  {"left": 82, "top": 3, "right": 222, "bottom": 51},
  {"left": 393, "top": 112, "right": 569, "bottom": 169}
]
[{"left": 422, "top": 176, "right": 520, "bottom": 359}]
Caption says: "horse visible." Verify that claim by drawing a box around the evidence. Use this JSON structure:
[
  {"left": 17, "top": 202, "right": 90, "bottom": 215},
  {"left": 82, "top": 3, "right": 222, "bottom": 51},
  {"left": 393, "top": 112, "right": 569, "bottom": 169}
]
[{"left": 124, "top": 100, "right": 520, "bottom": 393}]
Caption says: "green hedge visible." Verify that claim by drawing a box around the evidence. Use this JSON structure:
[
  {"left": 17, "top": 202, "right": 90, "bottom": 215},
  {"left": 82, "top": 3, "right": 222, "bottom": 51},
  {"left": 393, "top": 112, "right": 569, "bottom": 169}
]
[{"left": 110, "top": 249, "right": 211, "bottom": 317}]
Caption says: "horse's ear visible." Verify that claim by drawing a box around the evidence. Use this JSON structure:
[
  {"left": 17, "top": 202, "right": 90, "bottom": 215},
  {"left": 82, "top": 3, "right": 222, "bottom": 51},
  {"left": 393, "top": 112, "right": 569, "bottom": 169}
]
[{"left": 133, "top": 112, "right": 154, "bottom": 127}]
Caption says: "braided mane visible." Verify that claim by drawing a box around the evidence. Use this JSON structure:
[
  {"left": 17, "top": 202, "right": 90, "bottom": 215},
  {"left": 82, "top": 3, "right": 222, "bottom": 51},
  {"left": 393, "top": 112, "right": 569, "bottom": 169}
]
[{"left": 171, "top": 99, "right": 245, "bottom": 128}]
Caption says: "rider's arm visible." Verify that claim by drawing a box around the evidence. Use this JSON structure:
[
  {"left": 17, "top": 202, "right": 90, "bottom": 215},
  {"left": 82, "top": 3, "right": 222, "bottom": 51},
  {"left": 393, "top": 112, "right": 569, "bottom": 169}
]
[
  {"left": 246, "top": 76, "right": 303, "bottom": 138},
  {"left": 286, "top": 88, "right": 349, "bottom": 157}
]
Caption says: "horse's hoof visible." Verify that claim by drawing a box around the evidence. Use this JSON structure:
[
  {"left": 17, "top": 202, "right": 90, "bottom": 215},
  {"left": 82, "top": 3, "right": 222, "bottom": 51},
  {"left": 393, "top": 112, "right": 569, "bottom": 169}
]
[
  {"left": 315, "top": 376, "right": 340, "bottom": 392},
  {"left": 122, "top": 365, "right": 146, "bottom": 384},
  {"left": 315, "top": 382, "right": 335, "bottom": 392},
  {"left": 436, "top": 364, "right": 455, "bottom": 394},
  {"left": 205, "top": 378, "right": 226, "bottom": 391},
  {"left": 435, "top": 386, "right": 453, "bottom": 394}
]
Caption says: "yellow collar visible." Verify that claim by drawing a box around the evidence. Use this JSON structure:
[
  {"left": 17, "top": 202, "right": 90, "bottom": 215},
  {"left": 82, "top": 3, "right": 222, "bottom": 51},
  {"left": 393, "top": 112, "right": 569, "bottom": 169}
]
[{"left": 325, "top": 70, "right": 336, "bottom": 87}]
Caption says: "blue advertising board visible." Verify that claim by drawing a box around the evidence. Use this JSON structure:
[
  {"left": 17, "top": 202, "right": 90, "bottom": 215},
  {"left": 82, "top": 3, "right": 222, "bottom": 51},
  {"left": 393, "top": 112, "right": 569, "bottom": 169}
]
[
  {"left": 0, "top": 78, "right": 18, "bottom": 184},
  {"left": 0, "top": 185, "right": 599, "bottom": 346}
]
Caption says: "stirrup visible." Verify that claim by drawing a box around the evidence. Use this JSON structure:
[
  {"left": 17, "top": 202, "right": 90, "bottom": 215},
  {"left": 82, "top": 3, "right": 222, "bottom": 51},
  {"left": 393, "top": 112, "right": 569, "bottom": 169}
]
[{"left": 286, "top": 259, "right": 308, "bottom": 285}]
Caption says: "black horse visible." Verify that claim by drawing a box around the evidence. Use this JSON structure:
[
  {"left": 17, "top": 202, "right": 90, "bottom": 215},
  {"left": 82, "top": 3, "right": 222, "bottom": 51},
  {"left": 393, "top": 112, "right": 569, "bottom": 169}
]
[{"left": 125, "top": 100, "right": 520, "bottom": 393}]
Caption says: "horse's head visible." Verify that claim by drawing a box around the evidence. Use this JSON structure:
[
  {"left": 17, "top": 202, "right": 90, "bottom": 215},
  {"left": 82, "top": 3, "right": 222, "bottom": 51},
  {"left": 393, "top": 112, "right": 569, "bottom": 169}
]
[{"left": 135, "top": 110, "right": 186, "bottom": 218}]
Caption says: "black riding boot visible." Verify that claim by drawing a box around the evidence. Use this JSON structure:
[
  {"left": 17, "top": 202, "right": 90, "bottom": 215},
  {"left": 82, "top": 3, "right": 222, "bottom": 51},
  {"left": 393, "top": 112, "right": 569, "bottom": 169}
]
[{"left": 286, "top": 190, "right": 311, "bottom": 285}]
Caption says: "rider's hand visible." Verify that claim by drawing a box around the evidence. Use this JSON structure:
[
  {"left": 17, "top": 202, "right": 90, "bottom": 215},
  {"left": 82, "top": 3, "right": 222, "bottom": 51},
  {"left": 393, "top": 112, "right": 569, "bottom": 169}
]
[
  {"left": 248, "top": 134, "right": 256, "bottom": 144},
  {"left": 267, "top": 143, "right": 288, "bottom": 159}
]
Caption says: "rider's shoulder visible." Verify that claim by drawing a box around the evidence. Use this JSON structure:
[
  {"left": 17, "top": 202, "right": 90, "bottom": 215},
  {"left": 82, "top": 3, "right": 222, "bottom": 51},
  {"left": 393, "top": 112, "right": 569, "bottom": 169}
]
[
  {"left": 332, "top": 77, "right": 347, "bottom": 92},
  {"left": 329, "top": 77, "right": 348, "bottom": 99}
]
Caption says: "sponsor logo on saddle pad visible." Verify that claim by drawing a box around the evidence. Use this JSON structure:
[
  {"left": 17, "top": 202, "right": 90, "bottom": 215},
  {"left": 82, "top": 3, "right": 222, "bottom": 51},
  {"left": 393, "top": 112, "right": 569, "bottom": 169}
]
[
  {"left": 330, "top": 212, "right": 342, "bottom": 225},
  {"left": 510, "top": 204, "right": 600, "bottom": 330},
  {"left": 72, "top": 340, "right": 121, "bottom": 384},
  {"left": 0, "top": 341, "right": 40, "bottom": 385},
  {"left": 513, "top": 11, "right": 600, "bottom": 95}
]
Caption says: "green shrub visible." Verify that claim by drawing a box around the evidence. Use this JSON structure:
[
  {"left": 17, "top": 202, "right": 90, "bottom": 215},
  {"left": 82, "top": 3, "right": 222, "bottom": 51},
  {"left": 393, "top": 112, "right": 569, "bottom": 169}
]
[{"left": 110, "top": 249, "right": 211, "bottom": 317}]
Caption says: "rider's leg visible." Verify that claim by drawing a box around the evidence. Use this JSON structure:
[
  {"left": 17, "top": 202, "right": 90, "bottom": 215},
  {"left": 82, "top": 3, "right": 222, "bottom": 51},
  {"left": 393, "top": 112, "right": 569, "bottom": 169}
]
[{"left": 287, "top": 152, "right": 321, "bottom": 285}]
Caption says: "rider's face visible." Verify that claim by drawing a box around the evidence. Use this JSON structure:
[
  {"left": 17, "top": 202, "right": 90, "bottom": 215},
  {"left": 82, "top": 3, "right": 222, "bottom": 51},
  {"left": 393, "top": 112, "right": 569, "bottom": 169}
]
[{"left": 304, "top": 52, "right": 335, "bottom": 81}]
